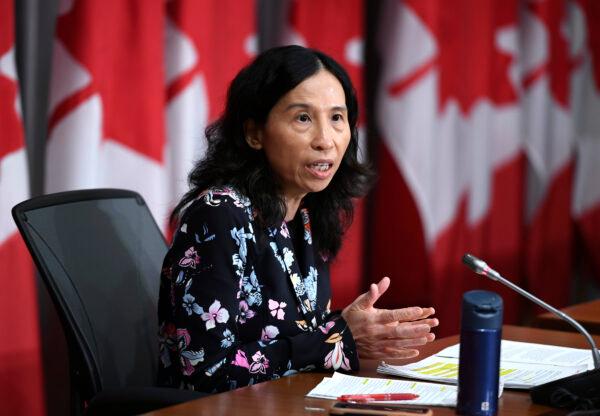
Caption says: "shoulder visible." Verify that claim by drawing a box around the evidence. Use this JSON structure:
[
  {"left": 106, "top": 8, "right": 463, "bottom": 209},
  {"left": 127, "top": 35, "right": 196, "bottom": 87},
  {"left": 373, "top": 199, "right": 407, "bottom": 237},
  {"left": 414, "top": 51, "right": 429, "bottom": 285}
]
[
  {"left": 180, "top": 185, "right": 254, "bottom": 227},
  {"left": 198, "top": 186, "right": 252, "bottom": 210}
]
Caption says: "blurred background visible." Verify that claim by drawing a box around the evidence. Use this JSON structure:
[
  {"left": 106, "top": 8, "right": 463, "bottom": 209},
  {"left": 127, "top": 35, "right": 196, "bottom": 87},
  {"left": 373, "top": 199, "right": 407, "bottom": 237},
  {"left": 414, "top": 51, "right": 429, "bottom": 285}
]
[{"left": 1, "top": 0, "right": 599, "bottom": 414}]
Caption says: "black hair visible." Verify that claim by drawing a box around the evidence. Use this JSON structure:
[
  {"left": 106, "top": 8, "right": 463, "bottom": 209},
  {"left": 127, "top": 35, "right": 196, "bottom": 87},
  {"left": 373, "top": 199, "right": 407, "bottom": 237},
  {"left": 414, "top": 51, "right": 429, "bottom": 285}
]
[{"left": 172, "top": 45, "right": 374, "bottom": 259}]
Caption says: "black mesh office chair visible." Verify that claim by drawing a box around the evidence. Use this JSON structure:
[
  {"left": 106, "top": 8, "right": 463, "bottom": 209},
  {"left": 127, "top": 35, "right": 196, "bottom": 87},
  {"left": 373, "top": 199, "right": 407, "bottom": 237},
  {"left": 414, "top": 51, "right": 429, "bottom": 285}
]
[{"left": 12, "top": 189, "right": 204, "bottom": 416}]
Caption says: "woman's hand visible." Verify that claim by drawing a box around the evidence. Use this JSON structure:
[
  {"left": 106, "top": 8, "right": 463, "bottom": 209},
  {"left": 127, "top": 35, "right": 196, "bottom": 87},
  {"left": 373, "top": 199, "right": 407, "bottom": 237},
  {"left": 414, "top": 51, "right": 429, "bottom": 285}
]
[{"left": 341, "top": 276, "right": 438, "bottom": 359}]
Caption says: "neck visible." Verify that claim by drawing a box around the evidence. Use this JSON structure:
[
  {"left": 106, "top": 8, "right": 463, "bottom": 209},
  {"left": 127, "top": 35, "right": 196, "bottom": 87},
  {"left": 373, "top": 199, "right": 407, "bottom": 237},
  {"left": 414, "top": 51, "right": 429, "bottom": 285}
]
[{"left": 284, "top": 194, "right": 305, "bottom": 222}]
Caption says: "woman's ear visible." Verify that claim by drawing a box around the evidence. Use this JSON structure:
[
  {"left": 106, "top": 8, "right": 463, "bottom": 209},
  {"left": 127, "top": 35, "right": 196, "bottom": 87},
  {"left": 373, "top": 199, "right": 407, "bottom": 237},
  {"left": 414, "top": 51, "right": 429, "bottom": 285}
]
[{"left": 244, "top": 120, "right": 263, "bottom": 150}]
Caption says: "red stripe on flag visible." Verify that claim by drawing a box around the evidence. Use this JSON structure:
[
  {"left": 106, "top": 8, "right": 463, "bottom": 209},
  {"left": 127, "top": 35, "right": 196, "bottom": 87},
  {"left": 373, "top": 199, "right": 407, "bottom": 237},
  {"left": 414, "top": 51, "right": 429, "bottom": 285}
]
[
  {"left": 369, "top": 143, "right": 431, "bottom": 310},
  {"left": 577, "top": 204, "right": 600, "bottom": 285},
  {"left": 526, "top": 162, "right": 574, "bottom": 311},
  {"left": 330, "top": 199, "right": 366, "bottom": 310},
  {"left": 429, "top": 155, "right": 525, "bottom": 336}
]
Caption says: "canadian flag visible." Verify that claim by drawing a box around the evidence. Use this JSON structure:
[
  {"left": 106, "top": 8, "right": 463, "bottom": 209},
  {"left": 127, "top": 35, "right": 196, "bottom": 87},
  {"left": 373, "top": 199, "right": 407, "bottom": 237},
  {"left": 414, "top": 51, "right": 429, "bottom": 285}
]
[
  {"left": 0, "top": 0, "right": 46, "bottom": 414},
  {"left": 46, "top": 0, "right": 169, "bottom": 227},
  {"left": 572, "top": 0, "right": 600, "bottom": 288},
  {"left": 372, "top": 0, "right": 525, "bottom": 335},
  {"left": 521, "top": 0, "right": 580, "bottom": 312},
  {"left": 373, "top": 0, "right": 600, "bottom": 336},
  {"left": 165, "top": 0, "right": 256, "bottom": 234},
  {"left": 47, "top": 0, "right": 256, "bottom": 232},
  {"left": 277, "top": 0, "right": 367, "bottom": 309}
]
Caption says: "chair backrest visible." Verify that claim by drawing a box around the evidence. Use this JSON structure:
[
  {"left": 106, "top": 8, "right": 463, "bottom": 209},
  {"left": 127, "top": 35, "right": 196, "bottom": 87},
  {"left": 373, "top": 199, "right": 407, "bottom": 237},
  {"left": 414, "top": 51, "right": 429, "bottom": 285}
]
[{"left": 12, "top": 189, "right": 167, "bottom": 400}]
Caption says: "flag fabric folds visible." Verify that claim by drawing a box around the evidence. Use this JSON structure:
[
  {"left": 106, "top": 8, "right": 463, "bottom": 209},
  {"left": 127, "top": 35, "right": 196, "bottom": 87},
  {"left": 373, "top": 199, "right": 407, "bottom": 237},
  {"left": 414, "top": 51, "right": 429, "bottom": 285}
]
[
  {"left": 46, "top": 0, "right": 168, "bottom": 227},
  {"left": 277, "top": 0, "right": 367, "bottom": 309},
  {"left": 0, "top": 0, "right": 46, "bottom": 414},
  {"left": 165, "top": 0, "right": 256, "bottom": 236},
  {"left": 5, "top": 6, "right": 600, "bottom": 408},
  {"left": 46, "top": 0, "right": 256, "bottom": 233},
  {"left": 372, "top": 0, "right": 600, "bottom": 336},
  {"left": 522, "top": 0, "right": 577, "bottom": 313},
  {"left": 572, "top": 0, "right": 600, "bottom": 290}
]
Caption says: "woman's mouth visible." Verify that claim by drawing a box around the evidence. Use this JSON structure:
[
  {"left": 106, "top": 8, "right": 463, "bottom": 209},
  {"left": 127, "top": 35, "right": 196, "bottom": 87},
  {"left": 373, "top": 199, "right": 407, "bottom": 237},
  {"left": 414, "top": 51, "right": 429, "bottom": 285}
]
[
  {"left": 310, "top": 162, "right": 332, "bottom": 172},
  {"left": 306, "top": 161, "right": 334, "bottom": 178}
]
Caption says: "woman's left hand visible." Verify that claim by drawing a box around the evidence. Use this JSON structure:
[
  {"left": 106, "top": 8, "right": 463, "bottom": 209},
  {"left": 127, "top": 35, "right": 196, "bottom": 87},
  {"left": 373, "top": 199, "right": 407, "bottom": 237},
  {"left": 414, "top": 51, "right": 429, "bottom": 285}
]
[{"left": 341, "top": 276, "right": 439, "bottom": 359}]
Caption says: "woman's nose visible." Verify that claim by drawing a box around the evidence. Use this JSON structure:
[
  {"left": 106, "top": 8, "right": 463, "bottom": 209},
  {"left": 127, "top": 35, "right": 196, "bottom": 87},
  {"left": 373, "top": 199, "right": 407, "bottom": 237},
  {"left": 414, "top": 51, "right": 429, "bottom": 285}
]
[{"left": 311, "top": 122, "right": 335, "bottom": 150}]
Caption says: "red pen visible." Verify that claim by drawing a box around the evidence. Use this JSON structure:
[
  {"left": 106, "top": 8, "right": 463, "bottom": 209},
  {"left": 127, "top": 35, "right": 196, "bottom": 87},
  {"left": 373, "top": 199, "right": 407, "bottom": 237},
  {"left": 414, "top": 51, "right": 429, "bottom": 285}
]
[{"left": 337, "top": 393, "right": 420, "bottom": 403}]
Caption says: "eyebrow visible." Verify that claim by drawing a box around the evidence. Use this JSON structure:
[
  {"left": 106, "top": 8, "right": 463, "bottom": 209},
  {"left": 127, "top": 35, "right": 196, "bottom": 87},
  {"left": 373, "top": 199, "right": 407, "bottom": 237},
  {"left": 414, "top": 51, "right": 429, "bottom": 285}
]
[{"left": 284, "top": 103, "right": 348, "bottom": 112}]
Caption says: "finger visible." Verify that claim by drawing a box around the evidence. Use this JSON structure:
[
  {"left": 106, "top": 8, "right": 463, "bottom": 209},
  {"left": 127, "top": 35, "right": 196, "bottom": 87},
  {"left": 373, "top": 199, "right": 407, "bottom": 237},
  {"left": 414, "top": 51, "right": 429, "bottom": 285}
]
[
  {"left": 427, "top": 317, "right": 439, "bottom": 327},
  {"left": 360, "top": 277, "right": 389, "bottom": 308},
  {"left": 402, "top": 317, "right": 439, "bottom": 328},
  {"left": 360, "top": 320, "right": 430, "bottom": 339},
  {"left": 375, "top": 336, "right": 430, "bottom": 349},
  {"left": 359, "top": 283, "right": 379, "bottom": 308},
  {"left": 384, "top": 331, "right": 436, "bottom": 344},
  {"left": 356, "top": 350, "right": 404, "bottom": 360},
  {"left": 415, "top": 307, "right": 436, "bottom": 320},
  {"left": 382, "top": 347, "right": 420, "bottom": 359},
  {"left": 357, "top": 347, "right": 419, "bottom": 360},
  {"left": 347, "top": 291, "right": 369, "bottom": 310},
  {"left": 394, "top": 323, "right": 434, "bottom": 338},
  {"left": 376, "top": 276, "right": 390, "bottom": 295},
  {"left": 376, "top": 306, "right": 424, "bottom": 324}
]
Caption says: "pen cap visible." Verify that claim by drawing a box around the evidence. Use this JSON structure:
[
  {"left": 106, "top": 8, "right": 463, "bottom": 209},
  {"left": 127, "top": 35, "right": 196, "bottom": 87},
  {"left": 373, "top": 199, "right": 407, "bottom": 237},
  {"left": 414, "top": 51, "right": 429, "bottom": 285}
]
[{"left": 461, "top": 290, "right": 503, "bottom": 331}]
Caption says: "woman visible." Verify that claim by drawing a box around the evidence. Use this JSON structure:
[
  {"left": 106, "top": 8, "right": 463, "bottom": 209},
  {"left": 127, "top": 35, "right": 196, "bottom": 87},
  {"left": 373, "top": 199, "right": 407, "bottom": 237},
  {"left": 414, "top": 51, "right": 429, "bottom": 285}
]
[{"left": 157, "top": 45, "right": 438, "bottom": 393}]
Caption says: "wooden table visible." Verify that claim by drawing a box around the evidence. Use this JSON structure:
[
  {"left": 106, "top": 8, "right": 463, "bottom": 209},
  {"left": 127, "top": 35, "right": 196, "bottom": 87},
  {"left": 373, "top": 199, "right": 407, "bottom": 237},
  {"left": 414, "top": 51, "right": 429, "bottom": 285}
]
[
  {"left": 533, "top": 299, "right": 600, "bottom": 334},
  {"left": 144, "top": 325, "right": 598, "bottom": 415}
]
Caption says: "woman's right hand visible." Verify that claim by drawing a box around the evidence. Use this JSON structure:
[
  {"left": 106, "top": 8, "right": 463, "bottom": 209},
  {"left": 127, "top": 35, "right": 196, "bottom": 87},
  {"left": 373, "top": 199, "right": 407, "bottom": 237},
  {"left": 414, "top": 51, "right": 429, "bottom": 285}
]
[{"left": 341, "top": 277, "right": 439, "bottom": 359}]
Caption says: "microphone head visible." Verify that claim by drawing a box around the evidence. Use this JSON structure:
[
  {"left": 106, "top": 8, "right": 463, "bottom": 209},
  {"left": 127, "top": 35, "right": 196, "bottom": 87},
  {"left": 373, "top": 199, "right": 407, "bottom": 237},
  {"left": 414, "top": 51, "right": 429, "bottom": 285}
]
[{"left": 462, "top": 253, "right": 488, "bottom": 275}]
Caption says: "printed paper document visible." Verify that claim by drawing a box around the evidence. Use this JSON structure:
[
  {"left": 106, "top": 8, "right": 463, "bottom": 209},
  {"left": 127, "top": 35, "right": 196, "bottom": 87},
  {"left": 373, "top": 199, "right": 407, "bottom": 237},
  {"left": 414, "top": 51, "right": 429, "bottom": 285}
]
[
  {"left": 306, "top": 371, "right": 502, "bottom": 407},
  {"left": 378, "top": 340, "right": 592, "bottom": 389}
]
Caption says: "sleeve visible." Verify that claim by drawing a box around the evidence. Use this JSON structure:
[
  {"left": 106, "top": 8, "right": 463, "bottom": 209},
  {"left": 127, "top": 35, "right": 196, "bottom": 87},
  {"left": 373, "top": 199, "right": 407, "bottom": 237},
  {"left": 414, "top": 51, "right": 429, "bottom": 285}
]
[
  {"left": 287, "top": 310, "right": 359, "bottom": 374},
  {"left": 160, "top": 198, "right": 358, "bottom": 393}
]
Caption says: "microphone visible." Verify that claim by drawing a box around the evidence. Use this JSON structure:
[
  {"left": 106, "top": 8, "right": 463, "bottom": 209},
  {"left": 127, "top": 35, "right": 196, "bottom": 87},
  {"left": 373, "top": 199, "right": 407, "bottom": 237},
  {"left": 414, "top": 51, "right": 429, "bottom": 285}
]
[
  {"left": 462, "top": 253, "right": 600, "bottom": 409},
  {"left": 462, "top": 253, "right": 600, "bottom": 368}
]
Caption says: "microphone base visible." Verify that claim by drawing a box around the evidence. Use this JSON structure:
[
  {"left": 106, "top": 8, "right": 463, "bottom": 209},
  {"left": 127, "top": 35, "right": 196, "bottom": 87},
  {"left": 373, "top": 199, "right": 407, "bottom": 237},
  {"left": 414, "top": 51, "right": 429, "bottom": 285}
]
[{"left": 530, "top": 368, "right": 600, "bottom": 410}]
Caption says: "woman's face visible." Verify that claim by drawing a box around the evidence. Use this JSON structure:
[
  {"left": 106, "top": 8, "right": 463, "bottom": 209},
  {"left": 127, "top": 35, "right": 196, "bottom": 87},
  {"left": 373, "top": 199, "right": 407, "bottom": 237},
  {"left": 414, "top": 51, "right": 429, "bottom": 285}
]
[{"left": 247, "top": 69, "right": 351, "bottom": 203}]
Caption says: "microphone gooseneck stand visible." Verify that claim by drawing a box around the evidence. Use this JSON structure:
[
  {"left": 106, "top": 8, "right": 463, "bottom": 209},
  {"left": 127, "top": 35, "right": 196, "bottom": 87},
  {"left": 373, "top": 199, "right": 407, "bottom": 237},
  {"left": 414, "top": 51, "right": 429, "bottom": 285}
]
[{"left": 462, "top": 254, "right": 600, "bottom": 410}]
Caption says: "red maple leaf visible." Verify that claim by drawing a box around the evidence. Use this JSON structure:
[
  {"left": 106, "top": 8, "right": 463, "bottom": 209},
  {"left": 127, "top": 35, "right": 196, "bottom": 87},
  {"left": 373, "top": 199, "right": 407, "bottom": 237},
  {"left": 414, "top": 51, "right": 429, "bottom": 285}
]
[
  {"left": 166, "top": 0, "right": 255, "bottom": 122},
  {"left": 390, "top": 0, "right": 519, "bottom": 115},
  {"left": 50, "top": 0, "right": 165, "bottom": 163},
  {"left": 523, "top": 0, "right": 581, "bottom": 108}
]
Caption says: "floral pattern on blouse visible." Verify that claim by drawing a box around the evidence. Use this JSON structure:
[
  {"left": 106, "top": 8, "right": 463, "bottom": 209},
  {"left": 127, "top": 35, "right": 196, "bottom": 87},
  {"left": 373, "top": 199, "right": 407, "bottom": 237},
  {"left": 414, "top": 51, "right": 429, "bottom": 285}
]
[{"left": 157, "top": 186, "right": 358, "bottom": 393}]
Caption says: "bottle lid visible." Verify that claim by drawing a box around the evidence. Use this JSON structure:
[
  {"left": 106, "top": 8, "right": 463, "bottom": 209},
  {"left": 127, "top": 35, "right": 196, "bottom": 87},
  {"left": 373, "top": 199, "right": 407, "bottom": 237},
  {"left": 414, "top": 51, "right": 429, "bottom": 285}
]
[{"left": 461, "top": 290, "right": 503, "bottom": 330}]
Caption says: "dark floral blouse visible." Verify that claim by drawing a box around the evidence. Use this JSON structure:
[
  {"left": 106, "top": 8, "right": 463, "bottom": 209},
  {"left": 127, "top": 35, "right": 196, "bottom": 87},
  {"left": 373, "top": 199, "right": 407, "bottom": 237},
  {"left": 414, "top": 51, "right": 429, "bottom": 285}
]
[{"left": 157, "top": 186, "right": 359, "bottom": 392}]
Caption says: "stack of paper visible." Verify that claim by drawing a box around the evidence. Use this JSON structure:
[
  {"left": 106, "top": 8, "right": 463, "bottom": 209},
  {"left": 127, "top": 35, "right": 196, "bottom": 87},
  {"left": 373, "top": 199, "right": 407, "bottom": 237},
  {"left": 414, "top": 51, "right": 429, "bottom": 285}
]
[
  {"left": 307, "top": 372, "right": 499, "bottom": 407},
  {"left": 378, "top": 340, "right": 592, "bottom": 389}
]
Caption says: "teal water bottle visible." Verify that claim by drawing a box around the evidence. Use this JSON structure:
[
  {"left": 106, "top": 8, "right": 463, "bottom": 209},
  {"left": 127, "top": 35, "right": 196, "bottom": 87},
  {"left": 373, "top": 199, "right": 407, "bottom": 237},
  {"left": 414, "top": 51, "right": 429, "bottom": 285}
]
[{"left": 457, "top": 290, "right": 503, "bottom": 415}]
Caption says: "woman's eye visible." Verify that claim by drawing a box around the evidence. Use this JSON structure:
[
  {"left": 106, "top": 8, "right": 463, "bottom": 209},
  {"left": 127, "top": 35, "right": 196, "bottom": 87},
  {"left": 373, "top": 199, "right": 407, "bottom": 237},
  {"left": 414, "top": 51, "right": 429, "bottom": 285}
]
[
  {"left": 297, "top": 113, "right": 311, "bottom": 123},
  {"left": 332, "top": 113, "right": 344, "bottom": 122}
]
